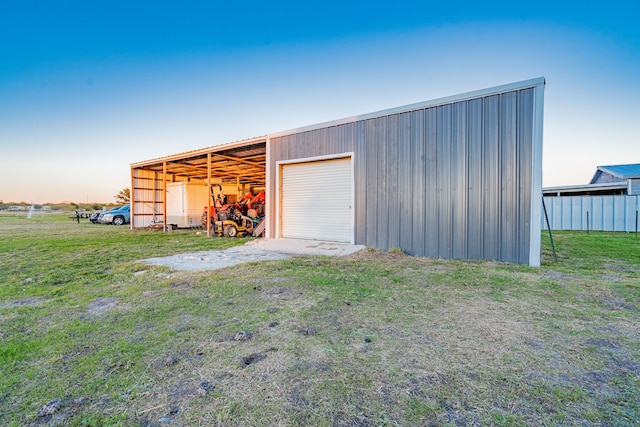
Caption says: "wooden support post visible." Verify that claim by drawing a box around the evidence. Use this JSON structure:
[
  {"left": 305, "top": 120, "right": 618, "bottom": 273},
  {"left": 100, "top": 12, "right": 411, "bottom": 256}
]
[
  {"left": 207, "top": 152, "right": 212, "bottom": 237},
  {"left": 163, "top": 162, "right": 167, "bottom": 233},
  {"left": 130, "top": 167, "right": 135, "bottom": 230}
]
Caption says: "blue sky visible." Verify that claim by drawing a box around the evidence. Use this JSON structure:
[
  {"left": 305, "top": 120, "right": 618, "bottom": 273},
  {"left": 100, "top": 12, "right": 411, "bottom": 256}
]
[{"left": 1, "top": 1, "right": 639, "bottom": 203}]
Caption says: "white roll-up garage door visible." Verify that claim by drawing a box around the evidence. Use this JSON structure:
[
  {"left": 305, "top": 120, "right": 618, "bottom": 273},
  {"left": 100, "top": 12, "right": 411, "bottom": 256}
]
[{"left": 281, "top": 157, "right": 353, "bottom": 243}]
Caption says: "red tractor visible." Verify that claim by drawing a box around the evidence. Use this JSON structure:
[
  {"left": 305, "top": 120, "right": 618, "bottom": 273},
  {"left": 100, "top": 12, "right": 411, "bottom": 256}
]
[{"left": 201, "top": 185, "right": 265, "bottom": 237}]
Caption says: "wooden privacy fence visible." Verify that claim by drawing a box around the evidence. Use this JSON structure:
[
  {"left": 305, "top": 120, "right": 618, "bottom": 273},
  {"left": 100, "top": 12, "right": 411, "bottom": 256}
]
[{"left": 542, "top": 195, "right": 640, "bottom": 232}]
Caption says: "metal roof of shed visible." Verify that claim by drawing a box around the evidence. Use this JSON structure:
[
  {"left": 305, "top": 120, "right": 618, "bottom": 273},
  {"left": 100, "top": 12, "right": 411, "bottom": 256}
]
[
  {"left": 130, "top": 77, "right": 545, "bottom": 189},
  {"left": 130, "top": 136, "right": 267, "bottom": 186},
  {"left": 268, "top": 77, "right": 546, "bottom": 138},
  {"left": 595, "top": 163, "right": 640, "bottom": 180},
  {"left": 542, "top": 182, "right": 628, "bottom": 196}
]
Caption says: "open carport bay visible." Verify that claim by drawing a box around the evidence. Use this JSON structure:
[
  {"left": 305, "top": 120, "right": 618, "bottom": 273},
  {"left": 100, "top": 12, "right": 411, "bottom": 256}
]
[{"left": 130, "top": 139, "right": 266, "bottom": 232}]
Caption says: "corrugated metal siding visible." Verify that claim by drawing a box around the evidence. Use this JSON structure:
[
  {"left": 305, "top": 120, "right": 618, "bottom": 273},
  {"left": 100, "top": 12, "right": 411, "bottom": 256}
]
[
  {"left": 424, "top": 107, "right": 438, "bottom": 257},
  {"left": 629, "top": 179, "right": 640, "bottom": 195},
  {"left": 500, "top": 93, "right": 517, "bottom": 262},
  {"left": 398, "top": 112, "right": 413, "bottom": 252},
  {"left": 375, "top": 117, "right": 388, "bottom": 249},
  {"left": 365, "top": 119, "right": 379, "bottom": 248},
  {"left": 592, "top": 172, "right": 623, "bottom": 185},
  {"left": 483, "top": 95, "right": 500, "bottom": 261},
  {"left": 517, "top": 89, "right": 533, "bottom": 263},
  {"left": 467, "top": 98, "right": 484, "bottom": 259},
  {"left": 132, "top": 168, "right": 165, "bottom": 228},
  {"left": 542, "top": 195, "right": 640, "bottom": 232},
  {"left": 436, "top": 104, "right": 452, "bottom": 259},
  {"left": 409, "top": 110, "right": 425, "bottom": 256},
  {"left": 269, "top": 85, "right": 542, "bottom": 264},
  {"left": 387, "top": 114, "right": 400, "bottom": 249},
  {"left": 354, "top": 121, "right": 367, "bottom": 245},
  {"left": 451, "top": 101, "right": 468, "bottom": 260}
]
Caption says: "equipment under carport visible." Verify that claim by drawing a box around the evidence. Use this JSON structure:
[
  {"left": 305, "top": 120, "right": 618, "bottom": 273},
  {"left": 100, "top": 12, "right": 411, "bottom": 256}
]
[{"left": 202, "top": 185, "right": 265, "bottom": 237}]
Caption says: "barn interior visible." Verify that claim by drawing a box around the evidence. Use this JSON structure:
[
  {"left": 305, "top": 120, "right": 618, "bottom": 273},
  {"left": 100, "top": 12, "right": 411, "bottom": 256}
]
[{"left": 130, "top": 138, "right": 266, "bottom": 234}]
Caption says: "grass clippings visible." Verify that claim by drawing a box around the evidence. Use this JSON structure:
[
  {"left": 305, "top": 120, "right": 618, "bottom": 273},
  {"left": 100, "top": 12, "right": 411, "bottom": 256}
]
[{"left": 1, "top": 212, "right": 639, "bottom": 426}]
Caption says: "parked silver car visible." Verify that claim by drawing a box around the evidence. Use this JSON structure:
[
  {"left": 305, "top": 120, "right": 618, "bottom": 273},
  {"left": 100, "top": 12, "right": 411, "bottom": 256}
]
[{"left": 98, "top": 205, "right": 131, "bottom": 225}]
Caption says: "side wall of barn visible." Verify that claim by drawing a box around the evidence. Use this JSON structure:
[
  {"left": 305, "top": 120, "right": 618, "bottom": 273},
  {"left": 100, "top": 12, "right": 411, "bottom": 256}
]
[{"left": 267, "top": 79, "right": 544, "bottom": 265}]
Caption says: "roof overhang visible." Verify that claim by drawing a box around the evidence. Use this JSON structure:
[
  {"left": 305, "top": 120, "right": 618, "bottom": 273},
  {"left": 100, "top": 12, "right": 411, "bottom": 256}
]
[
  {"left": 596, "top": 164, "right": 640, "bottom": 180},
  {"left": 268, "top": 77, "right": 546, "bottom": 138},
  {"left": 130, "top": 136, "right": 267, "bottom": 186},
  {"left": 543, "top": 182, "right": 627, "bottom": 196},
  {"left": 129, "top": 78, "right": 547, "bottom": 191}
]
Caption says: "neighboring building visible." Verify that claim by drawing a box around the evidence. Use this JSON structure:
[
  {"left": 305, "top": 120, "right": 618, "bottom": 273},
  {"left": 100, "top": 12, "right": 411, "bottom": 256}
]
[
  {"left": 542, "top": 163, "right": 640, "bottom": 232},
  {"left": 590, "top": 164, "right": 640, "bottom": 195},
  {"left": 131, "top": 78, "right": 545, "bottom": 266},
  {"left": 543, "top": 163, "right": 640, "bottom": 197}
]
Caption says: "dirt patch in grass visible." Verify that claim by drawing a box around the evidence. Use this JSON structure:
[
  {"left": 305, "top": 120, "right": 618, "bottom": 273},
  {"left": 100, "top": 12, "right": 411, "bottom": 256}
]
[
  {"left": 239, "top": 348, "right": 278, "bottom": 368},
  {"left": 427, "top": 297, "right": 538, "bottom": 365},
  {"left": 604, "top": 262, "right": 640, "bottom": 274},
  {"left": 0, "top": 296, "right": 46, "bottom": 308},
  {"left": 32, "top": 397, "right": 89, "bottom": 426},
  {"left": 600, "top": 295, "right": 638, "bottom": 311},
  {"left": 84, "top": 297, "right": 120, "bottom": 317},
  {"left": 260, "top": 287, "right": 303, "bottom": 299}
]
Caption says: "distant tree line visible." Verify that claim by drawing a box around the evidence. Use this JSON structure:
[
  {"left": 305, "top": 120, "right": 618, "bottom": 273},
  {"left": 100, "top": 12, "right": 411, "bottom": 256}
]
[{"left": 0, "top": 188, "right": 130, "bottom": 212}]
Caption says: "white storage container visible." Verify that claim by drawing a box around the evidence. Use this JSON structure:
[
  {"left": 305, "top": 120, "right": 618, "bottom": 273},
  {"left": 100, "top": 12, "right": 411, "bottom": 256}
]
[{"left": 166, "top": 182, "right": 210, "bottom": 228}]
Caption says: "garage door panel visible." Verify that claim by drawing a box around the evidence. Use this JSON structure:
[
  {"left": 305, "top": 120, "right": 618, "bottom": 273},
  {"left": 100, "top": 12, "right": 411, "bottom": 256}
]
[{"left": 281, "top": 158, "right": 353, "bottom": 242}]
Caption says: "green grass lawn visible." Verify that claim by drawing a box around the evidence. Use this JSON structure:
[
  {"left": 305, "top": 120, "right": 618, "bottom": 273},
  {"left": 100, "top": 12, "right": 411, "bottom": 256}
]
[{"left": 1, "top": 213, "right": 639, "bottom": 426}]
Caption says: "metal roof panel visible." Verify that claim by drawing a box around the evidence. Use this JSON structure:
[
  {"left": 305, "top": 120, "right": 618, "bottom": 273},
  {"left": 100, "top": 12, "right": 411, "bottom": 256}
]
[{"left": 597, "top": 163, "right": 640, "bottom": 179}]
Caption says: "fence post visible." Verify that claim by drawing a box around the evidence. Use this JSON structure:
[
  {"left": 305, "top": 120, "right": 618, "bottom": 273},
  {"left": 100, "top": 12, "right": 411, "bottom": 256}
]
[
  {"left": 587, "top": 211, "right": 590, "bottom": 235},
  {"left": 542, "top": 198, "right": 558, "bottom": 262}
]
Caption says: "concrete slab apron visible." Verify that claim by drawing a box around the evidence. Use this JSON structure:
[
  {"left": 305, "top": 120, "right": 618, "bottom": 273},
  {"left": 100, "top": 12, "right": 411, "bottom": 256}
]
[{"left": 139, "top": 238, "right": 366, "bottom": 271}]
